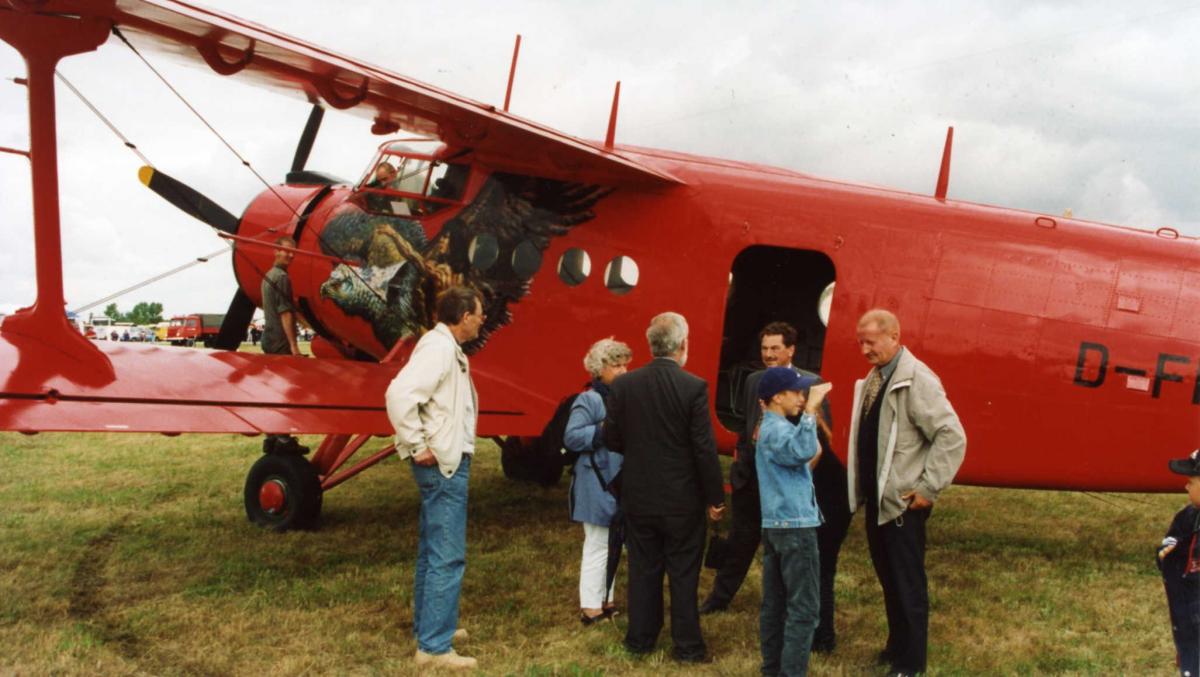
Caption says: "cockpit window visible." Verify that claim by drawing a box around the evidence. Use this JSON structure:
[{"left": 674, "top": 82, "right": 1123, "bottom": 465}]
[{"left": 355, "top": 138, "right": 469, "bottom": 218}]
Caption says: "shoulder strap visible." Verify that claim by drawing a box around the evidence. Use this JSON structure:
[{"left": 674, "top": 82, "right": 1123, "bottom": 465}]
[{"left": 588, "top": 457, "right": 610, "bottom": 492}]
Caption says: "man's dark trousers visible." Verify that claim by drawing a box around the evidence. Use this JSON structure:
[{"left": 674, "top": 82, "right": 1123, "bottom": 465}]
[
  {"left": 860, "top": 372, "right": 929, "bottom": 673},
  {"left": 706, "top": 461, "right": 760, "bottom": 606},
  {"left": 624, "top": 510, "right": 707, "bottom": 660},
  {"left": 864, "top": 497, "right": 929, "bottom": 673}
]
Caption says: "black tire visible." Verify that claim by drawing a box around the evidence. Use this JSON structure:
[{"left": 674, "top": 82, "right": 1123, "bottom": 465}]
[
  {"left": 499, "top": 435, "right": 530, "bottom": 481},
  {"left": 244, "top": 452, "right": 323, "bottom": 531},
  {"left": 499, "top": 435, "right": 564, "bottom": 486}
]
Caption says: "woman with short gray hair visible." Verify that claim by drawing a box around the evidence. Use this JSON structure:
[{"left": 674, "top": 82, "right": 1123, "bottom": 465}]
[{"left": 564, "top": 337, "right": 632, "bottom": 625}]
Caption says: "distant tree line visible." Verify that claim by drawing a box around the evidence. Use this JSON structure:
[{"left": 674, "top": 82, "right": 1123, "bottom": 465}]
[{"left": 103, "top": 301, "right": 164, "bottom": 325}]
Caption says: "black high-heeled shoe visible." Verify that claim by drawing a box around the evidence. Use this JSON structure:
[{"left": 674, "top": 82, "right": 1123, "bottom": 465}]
[{"left": 579, "top": 611, "right": 606, "bottom": 626}]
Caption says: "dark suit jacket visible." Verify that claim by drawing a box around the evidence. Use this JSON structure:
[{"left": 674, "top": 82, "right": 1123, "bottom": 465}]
[{"left": 605, "top": 357, "right": 725, "bottom": 517}]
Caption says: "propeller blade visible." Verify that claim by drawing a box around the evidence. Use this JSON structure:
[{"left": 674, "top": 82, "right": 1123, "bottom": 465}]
[
  {"left": 138, "top": 166, "right": 239, "bottom": 234},
  {"left": 290, "top": 104, "right": 325, "bottom": 173},
  {"left": 211, "top": 288, "right": 256, "bottom": 351}
]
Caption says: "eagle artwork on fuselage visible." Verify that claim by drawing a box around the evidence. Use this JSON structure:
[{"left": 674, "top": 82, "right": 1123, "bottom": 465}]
[{"left": 318, "top": 172, "right": 612, "bottom": 354}]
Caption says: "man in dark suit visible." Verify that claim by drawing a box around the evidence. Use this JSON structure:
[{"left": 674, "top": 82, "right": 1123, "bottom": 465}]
[
  {"left": 606, "top": 311, "right": 726, "bottom": 662},
  {"left": 701, "top": 321, "right": 851, "bottom": 653}
]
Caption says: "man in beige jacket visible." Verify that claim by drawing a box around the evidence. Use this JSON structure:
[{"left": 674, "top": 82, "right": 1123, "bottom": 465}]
[
  {"left": 847, "top": 309, "right": 966, "bottom": 677},
  {"left": 386, "top": 286, "right": 484, "bottom": 671}
]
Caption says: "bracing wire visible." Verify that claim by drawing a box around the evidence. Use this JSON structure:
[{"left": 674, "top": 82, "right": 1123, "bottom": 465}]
[
  {"left": 71, "top": 247, "right": 231, "bottom": 314},
  {"left": 55, "top": 71, "right": 155, "bottom": 168},
  {"left": 110, "top": 26, "right": 302, "bottom": 223},
  {"left": 108, "top": 26, "right": 387, "bottom": 305}
]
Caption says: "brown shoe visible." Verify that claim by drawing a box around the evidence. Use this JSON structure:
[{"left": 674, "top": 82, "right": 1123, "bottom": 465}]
[
  {"left": 453, "top": 628, "right": 469, "bottom": 642},
  {"left": 414, "top": 649, "right": 477, "bottom": 670}
]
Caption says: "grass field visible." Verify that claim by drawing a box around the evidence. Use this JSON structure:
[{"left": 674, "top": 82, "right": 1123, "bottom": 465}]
[{"left": 0, "top": 432, "right": 1183, "bottom": 675}]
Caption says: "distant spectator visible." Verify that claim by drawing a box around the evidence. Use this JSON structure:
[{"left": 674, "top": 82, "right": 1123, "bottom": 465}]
[
  {"left": 564, "top": 337, "right": 632, "bottom": 625},
  {"left": 1158, "top": 449, "right": 1200, "bottom": 677}
]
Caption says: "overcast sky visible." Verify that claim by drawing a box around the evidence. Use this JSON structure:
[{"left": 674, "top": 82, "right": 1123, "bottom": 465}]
[{"left": 1, "top": 0, "right": 1196, "bottom": 318}]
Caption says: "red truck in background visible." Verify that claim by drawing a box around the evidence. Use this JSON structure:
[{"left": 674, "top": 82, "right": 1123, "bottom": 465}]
[{"left": 166, "top": 314, "right": 225, "bottom": 348}]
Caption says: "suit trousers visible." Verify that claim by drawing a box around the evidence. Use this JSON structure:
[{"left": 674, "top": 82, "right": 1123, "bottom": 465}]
[
  {"left": 864, "top": 499, "right": 929, "bottom": 673},
  {"left": 624, "top": 510, "right": 707, "bottom": 660}
]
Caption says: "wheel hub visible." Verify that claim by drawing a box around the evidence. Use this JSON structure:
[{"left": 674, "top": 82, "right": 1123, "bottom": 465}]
[{"left": 259, "top": 478, "right": 288, "bottom": 515}]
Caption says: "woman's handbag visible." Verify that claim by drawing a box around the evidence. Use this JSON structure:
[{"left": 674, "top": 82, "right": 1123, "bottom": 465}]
[{"left": 704, "top": 525, "right": 729, "bottom": 570}]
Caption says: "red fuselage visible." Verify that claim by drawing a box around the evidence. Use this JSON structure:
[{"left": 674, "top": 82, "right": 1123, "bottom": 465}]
[{"left": 231, "top": 145, "right": 1199, "bottom": 493}]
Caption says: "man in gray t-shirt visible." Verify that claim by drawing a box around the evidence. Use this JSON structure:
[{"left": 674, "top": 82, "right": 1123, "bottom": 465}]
[
  {"left": 261, "top": 236, "right": 306, "bottom": 454},
  {"left": 261, "top": 237, "right": 300, "bottom": 357}
]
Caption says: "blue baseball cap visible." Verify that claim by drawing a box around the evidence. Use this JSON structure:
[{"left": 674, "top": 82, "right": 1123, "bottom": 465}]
[
  {"left": 757, "top": 367, "right": 819, "bottom": 402},
  {"left": 1168, "top": 449, "right": 1200, "bottom": 477}
]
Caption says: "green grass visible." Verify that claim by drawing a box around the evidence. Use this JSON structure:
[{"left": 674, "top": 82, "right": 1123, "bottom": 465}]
[{"left": 0, "top": 432, "right": 1183, "bottom": 675}]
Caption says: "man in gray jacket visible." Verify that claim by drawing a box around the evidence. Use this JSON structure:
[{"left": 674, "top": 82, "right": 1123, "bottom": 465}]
[{"left": 847, "top": 309, "right": 966, "bottom": 677}]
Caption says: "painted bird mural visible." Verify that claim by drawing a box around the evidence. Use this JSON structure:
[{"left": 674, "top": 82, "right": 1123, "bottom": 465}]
[{"left": 318, "top": 172, "right": 612, "bottom": 354}]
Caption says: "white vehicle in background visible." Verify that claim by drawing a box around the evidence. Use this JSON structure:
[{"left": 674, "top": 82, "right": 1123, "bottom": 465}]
[{"left": 89, "top": 315, "right": 115, "bottom": 339}]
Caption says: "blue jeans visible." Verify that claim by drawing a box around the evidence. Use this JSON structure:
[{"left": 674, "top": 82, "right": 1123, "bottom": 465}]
[
  {"left": 761, "top": 527, "right": 819, "bottom": 676},
  {"left": 411, "top": 454, "right": 471, "bottom": 655}
]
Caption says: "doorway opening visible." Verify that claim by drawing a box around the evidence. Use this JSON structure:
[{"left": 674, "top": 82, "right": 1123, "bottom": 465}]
[{"left": 715, "top": 245, "right": 836, "bottom": 430}]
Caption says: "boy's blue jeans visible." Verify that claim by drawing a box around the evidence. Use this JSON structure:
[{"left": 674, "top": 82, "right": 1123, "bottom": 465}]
[
  {"left": 411, "top": 454, "right": 471, "bottom": 655},
  {"left": 760, "top": 527, "right": 819, "bottom": 676}
]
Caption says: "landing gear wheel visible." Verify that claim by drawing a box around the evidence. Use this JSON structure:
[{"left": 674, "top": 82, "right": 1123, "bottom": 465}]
[
  {"left": 244, "top": 452, "right": 323, "bottom": 531},
  {"left": 499, "top": 435, "right": 563, "bottom": 486}
]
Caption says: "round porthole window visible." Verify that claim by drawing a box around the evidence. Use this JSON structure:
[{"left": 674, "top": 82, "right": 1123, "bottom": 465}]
[
  {"left": 511, "top": 240, "right": 542, "bottom": 279},
  {"left": 604, "top": 256, "right": 639, "bottom": 295},
  {"left": 818, "top": 281, "right": 835, "bottom": 326},
  {"left": 557, "top": 248, "right": 591, "bottom": 286},
  {"left": 468, "top": 234, "right": 498, "bottom": 271}
]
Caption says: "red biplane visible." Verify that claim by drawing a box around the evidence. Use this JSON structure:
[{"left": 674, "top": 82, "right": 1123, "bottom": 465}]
[{"left": 0, "top": 0, "right": 1196, "bottom": 530}]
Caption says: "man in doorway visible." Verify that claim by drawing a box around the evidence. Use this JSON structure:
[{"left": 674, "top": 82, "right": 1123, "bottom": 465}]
[
  {"left": 849, "top": 309, "right": 966, "bottom": 677},
  {"left": 261, "top": 235, "right": 307, "bottom": 455},
  {"left": 386, "top": 286, "right": 485, "bottom": 671},
  {"left": 701, "top": 321, "right": 851, "bottom": 652},
  {"left": 605, "top": 311, "right": 726, "bottom": 663}
]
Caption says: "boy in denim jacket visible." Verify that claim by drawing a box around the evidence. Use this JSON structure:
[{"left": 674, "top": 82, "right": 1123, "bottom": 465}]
[
  {"left": 755, "top": 367, "right": 832, "bottom": 676},
  {"left": 1159, "top": 449, "right": 1200, "bottom": 677}
]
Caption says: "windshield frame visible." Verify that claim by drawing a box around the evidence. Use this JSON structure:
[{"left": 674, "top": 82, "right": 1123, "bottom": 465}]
[{"left": 354, "top": 138, "right": 469, "bottom": 217}]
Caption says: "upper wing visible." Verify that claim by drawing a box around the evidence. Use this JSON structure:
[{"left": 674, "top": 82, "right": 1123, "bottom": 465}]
[{"left": 66, "top": 0, "right": 682, "bottom": 187}]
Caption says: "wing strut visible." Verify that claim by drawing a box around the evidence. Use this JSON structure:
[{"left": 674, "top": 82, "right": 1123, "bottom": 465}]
[{"left": 0, "top": 10, "right": 113, "bottom": 380}]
